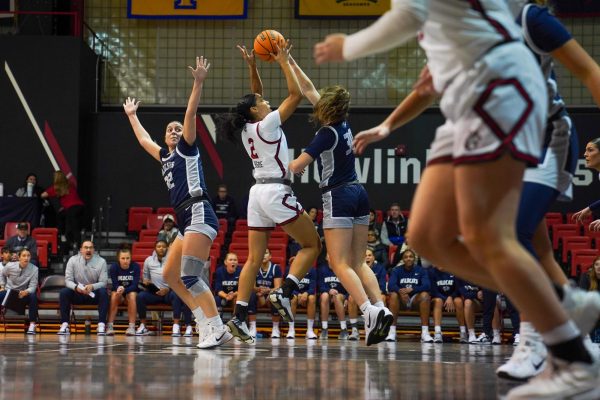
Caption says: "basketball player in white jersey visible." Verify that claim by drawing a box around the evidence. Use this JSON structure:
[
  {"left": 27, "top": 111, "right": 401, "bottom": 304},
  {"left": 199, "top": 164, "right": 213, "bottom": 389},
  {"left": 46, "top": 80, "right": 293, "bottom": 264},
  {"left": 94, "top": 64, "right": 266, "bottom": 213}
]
[
  {"left": 314, "top": 0, "right": 600, "bottom": 398},
  {"left": 215, "top": 41, "right": 322, "bottom": 344}
]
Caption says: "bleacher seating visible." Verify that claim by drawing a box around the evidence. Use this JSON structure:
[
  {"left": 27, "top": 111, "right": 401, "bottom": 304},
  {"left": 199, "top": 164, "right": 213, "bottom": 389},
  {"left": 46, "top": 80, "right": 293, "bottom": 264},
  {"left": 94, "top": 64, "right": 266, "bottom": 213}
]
[
  {"left": 561, "top": 236, "right": 592, "bottom": 264},
  {"left": 139, "top": 229, "right": 159, "bottom": 243},
  {"left": 4, "top": 221, "right": 29, "bottom": 239},
  {"left": 32, "top": 227, "right": 59, "bottom": 255},
  {"left": 570, "top": 248, "right": 600, "bottom": 277},
  {"left": 127, "top": 207, "right": 153, "bottom": 233}
]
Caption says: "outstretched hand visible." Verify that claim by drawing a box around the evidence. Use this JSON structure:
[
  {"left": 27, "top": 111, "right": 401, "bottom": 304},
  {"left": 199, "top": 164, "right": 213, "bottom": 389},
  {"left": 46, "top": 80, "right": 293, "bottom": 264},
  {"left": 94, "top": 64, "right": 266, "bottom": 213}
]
[
  {"left": 123, "top": 97, "right": 140, "bottom": 116},
  {"left": 272, "top": 39, "right": 293, "bottom": 65},
  {"left": 314, "top": 34, "right": 346, "bottom": 65},
  {"left": 353, "top": 125, "right": 391, "bottom": 155},
  {"left": 237, "top": 45, "right": 257, "bottom": 67},
  {"left": 188, "top": 56, "right": 211, "bottom": 82}
]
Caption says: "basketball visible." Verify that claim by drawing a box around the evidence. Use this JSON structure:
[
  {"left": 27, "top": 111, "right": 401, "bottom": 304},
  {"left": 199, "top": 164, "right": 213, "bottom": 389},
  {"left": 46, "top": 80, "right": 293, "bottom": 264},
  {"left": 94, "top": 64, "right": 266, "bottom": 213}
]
[{"left": 253, "top": 30, "right": 285, "bottom": 62}]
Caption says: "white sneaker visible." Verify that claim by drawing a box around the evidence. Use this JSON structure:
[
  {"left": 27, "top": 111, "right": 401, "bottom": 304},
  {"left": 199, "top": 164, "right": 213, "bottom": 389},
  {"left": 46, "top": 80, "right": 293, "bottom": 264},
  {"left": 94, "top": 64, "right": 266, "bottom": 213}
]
[
  {"left": 172, "top": 323, "right": 181, "bottom": 337},
  {"left": 505, "top": 357, "right": 600, "bottom": 399},
  {"left": 385, "top": 330, "right": 397, "bottom": 342},
  {"left": 349, "top": 327, "right": 360, "bottom": 341},
  {"left": 306, "top": 330, "right": 318, "bottom": 340},
  {"left": 26, "top": 323, "right": 36, "bottom": 335},
  {"left": 493, "top": 334, "right": 502, "bottom": 345},
  {"left": 475, "top": 333, "right": 491, "bottom": 344},
  {"left": 271, "top": 325, "right": 281, "bottom": 339},
  {"left": 136, "top": 324, "right": 150, "bottom": 336},
  {"left": 496, "top": 334, "right": 548, "bottom": 381},
  {"left": 468, "top": 334, "right": 478, "bottom": 344},
  {"left": 513, "top": 333, "right": 520, "bottom": 346},
  {"left": 433, "top": 332, "right": 443, "bottom": 343},
  {"left": 286, "top": 328, "right": 295, "bottom": 339},
  {"left": 363, "top": 305, "right": 386, "bottom": 346},
  {"left": 183, "top": 325, "right": 193, "bottom": 337},
  {"left": 562, "top": 285, "right": 600, "bottom": 336},
  {"left": 249, "top": 325, "right": 257, "bottom": 339},
  {"left": 583, "top": 334, "right": 600, "bottom": 360},
  {"left": 57, "top": 322, "right": 70, "bottom": 335},
  {"left": 421, "top": 332, "right": 434, "bottom": 343},
  {"left": 125, "top": 327, "right": 136, "bottom": 336},
  {"left": 226, "top": 317, "right": 255, "bottom": 344},
  {"left": 97, "top": 322, "right": 106, "bottom": 336},
  {"left": 459, "top": 332, "right": 468, "bottom": 344},
  {"left": 197, "top": 324, "right": 233, "bottom": 349},
  {"left": 105, "top": 325, "right": 115, "bottom": 336}
]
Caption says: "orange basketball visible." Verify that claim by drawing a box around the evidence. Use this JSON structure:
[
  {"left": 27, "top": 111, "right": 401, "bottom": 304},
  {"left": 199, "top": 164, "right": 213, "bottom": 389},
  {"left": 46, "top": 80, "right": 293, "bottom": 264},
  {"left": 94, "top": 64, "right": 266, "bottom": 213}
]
[{"left": 253, "top": 30, "right": 285, "bottom": 62}]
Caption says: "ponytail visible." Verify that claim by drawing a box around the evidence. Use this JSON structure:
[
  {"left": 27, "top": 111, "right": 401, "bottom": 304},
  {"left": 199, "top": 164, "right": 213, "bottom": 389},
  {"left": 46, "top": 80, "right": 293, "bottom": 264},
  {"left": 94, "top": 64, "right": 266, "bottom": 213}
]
[{"left": 215, "top": 93, "right": 257, "bottom": 143}]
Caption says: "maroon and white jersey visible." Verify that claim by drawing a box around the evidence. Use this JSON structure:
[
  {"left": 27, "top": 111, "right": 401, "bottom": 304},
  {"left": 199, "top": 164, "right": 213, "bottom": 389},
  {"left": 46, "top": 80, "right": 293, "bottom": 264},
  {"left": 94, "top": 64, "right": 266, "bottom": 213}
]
[{"left": 241, "top": 110, "right": 290, "bottom": 179}]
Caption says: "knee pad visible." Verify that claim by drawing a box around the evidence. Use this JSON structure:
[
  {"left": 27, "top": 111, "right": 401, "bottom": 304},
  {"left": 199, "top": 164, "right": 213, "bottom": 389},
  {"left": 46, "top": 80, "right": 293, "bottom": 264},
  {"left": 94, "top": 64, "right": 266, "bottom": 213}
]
[{"left": 181, "top": 255, "right": 210, "bottom": 296}]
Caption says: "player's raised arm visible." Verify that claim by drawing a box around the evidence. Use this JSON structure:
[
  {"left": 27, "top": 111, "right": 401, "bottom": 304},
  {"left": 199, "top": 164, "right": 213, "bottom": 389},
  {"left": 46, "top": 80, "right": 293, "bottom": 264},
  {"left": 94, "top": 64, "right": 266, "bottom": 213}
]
[
  {"left": 183, "top": 56, "right": 210, "bottom": 146},
  {"left": 273, "top": 40, "right": 303, "bottom": 124},
  {"left": 123, "top": 97, "right": 162, "bottom": 162},
  {"left": 238, "top": 45, "right": 263, "bottom": 96},
  {"left": 289, "top": 55, "right": 320, "bottom": 106}
]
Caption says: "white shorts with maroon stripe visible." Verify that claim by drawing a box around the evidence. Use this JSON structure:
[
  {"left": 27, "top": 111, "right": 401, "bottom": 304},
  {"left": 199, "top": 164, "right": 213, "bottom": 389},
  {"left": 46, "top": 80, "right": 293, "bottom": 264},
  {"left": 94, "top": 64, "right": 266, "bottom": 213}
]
[
  {"left": 428, "top": 42, "right": 547, "bottom": 166},
  {"left": 247, "top": 183, "right": 304, "bottom": 229}
]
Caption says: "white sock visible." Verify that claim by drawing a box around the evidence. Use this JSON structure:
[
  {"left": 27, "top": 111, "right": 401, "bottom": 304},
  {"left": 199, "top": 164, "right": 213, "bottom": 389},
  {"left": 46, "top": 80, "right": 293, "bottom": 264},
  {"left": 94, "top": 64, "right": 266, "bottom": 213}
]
[
  {"left": 468, "top": 329, "right": 475, "bottom": 337},
  {"left": 288, "top": 322, "right": 295, "bottom": 330},
  {"left": 273, "top": 321, "right": 280, "bottom": 330},
  {"left": 340, "top": 321, "right": 347, "bottom": 330},
  {"left": 236, "top": 300, "right": 248, "bottom": 307},
  {"left": 322, "top": 321, "right": 328, "bottom": 330},
  {"left": 192, "top": 307, "right": 206, "bottom": 323},
  {"left": 359, "top": 301, "right": 371, "bottom": 314},
  {"left": 460, "top": 326, "right": 466, "bottom": 334},
  {"left": 107, "top": 322, "right": 114, "bottom": 328},
  {"left": 206, "top": 315, "right": 222, "bottom": 327},
  {"left": 421, "top": 326, "right": 429, "bottom": 334},
  {"left": 520, "top": 321, "right": 535, "bottom": 336},
  {"left": 493, "top": 329, "right": 500, "bottom": 337},
  {"left": 434, "top": 325, "right": 442, "bottom": 334},
  {"left": 173, "top": 323, "right": 180, "bottom": 329},
  {"left": 541, "top": 320, "right": 580, "bottom": 346},
  {"left": 307, "top": 319, "right": 314, "bottom": 331},
  {"left": 128, "top": 323, "right": 135, "bottom": 329},
  {"left": 249, "top": 320, "right": 256, "bottom": 330},
  {"left": 389, "top": 325, "right": 396, "bottom": 335},
  {"left": 373, "top": 301, "right": 385, "bottom": 308}
]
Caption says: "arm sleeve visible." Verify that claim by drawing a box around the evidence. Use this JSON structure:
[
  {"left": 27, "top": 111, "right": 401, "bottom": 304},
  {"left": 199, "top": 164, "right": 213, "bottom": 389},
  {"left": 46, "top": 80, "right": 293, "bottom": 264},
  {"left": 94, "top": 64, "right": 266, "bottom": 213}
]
[
  {"left": 65, "top": 259, "right": 77, "bottom": 290},
  {"left": 257, "top": 110, "right": 282, "bottom": 141},
  {"left": 380, "top": 223, "right": 392, "bottom": 247},
  {"left": 343, "top": 0, "right": 428, "bottom": 61},
  {"left": 388, "top": 268, "right": 399, "bottom": 293},
  {"left": 303, "top": 127, "right": 337, "bottom": 160},
  {"left": 524, "top": 6, "right": 572, "bottom": 54},
  {"left": 143, "top": 258, "right": 151, "bottom": 281},
  {"left": 0, "top": 268, "right": 5, "bottom": 287},
  {"left": 93, "top": 260, "right": 108, "bottom": 290},
  {"left": 27, "top": 268, "right": 38, "bottom": 295},
  {"left": 125, "top": 264, "right": 140, "bottom": 293},
  {"left": 589, "top": 199, "right": 600, "bottom": 213}
]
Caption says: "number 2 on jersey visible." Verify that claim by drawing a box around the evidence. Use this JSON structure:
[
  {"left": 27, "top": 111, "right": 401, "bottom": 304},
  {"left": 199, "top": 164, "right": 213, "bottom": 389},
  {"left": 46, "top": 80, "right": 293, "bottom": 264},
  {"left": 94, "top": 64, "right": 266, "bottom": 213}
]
[{"left": 248, "top": 138, "right": 259, "bottom": 159}]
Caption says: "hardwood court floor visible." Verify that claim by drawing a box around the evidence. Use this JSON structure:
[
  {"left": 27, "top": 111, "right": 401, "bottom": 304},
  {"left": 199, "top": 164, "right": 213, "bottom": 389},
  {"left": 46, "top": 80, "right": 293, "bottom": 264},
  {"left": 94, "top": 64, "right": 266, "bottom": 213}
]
[{"left": 0, "top": 333, "right": 526, "bottom": 399}]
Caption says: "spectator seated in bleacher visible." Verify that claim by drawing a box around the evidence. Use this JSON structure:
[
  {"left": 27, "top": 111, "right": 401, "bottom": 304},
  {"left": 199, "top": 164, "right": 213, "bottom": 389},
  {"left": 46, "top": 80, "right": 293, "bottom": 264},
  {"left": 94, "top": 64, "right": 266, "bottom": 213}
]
[
  {"left": 347, "top": 249, "right": 387, "bottom": 341},
  {"left": 57, "top": 240, "right": 109, "bottom": 335},
  {"left": 6, "top": 222, "right": 38, "bottom": 266},
  {"left": 429, "top": 265, "right": 466, "bottom": 343},
  {"left": 287, "top": 256, "right": 317, "bottom": 339},
  {"left": 318, "top": 255, "right": 348, "bottom": 340},
  {"left": 366, "top": 229, "right": 388, "bottom": 267},
  {"left": 368, "top": 209, "right": 381, "bottom": 236},
  {"left": 0, "top": 248, "right": 39, "bottom": 334},
  {"left": 387, "top": 248, "right": 432, "bottom": 343},
  {"left": 214, "top": 252, "right": 242, "bottom": 314},
  {"left": 249, "top": 248, "right": 283, "bottom": 338},
  {"left": 107, "top": 247, "right": 140, "bottom": 336},
  {"left": 478, "top": 289, "right": 505, "bottom": 345},
  {"left": 380, "top": 202, "right": 407, "bottom": 247},
  {"left": 156, "top": 214, "right": 179, "bottom": 247},
  {"left": 579, "top": 256, "right": 600, "bottom": 293},
  {"left": 137, "top": 240, "right": 192, "bottom": 337},
  {"left": 306, "top": 206, "right": 324, "bottom": 241},
  {"left": 15, "top": 173, "right": 55, "bottom": 227},
  {"left": 1, "top": 247, "right": 11, "bottom": 271},
  {"left": 456, "top": 278, "right": 484, "bottom": 344},
  {"left": 212, "top": 183, "right": 238, "bottom": 231}
]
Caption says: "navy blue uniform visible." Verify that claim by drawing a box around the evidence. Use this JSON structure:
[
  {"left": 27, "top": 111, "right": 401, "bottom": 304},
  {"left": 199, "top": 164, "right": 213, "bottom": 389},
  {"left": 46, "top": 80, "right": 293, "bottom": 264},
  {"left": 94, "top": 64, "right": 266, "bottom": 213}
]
[
  {"left": 428, "top": 268, "right": 458, "bottom": 301},
  {"left": 303, "top": 120, "right": 369, "bottom": 229},
  {"left": 370, "top": 262, "right": 388, "bottom": 294},
  {"left": 213, "top": 265, "right": 242, "bottom": 307},
  {"left": 109, "top": 262, "right": 140, "bottom": 294},
  {"left": 159, "top": 139, "right": 218, "bottom": 235},
  {"left": 255, "top": 262, "right": 282, "bottom": 289},
  {"left": 388, "top": 265, "right": 430, "bottom": 294},
  {"left": 317, "top": 263, "right": 347, "bottom": 295},
  {"left": 456, "top": 279, "right": 480, "bottom": 301},
  {"left": 287, "top": 266, "right": 317, "bottom": 295}
]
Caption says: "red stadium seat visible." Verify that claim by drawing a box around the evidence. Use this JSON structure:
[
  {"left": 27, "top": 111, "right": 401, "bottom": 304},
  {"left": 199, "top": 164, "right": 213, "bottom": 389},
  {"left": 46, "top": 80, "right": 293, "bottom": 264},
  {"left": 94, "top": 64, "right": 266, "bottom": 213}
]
[
  {"left": 218, "top": 219, "right": 228, "bottom": 233},
  {"left": 545, "top": 212, "right": 563, "bottom": 229},
  {"left": 235, "top": 219, "right": 248, "bottom": 231},
  {"left": 37, "top": 239, "right": 48, "bottom": 268},
  {"left": 570, "top": 249, "right": 600, "bottom": 278},
  {"left": 229, "top": 243, "right": 249, "bottom": 264},
  {"left": 4, "top": 221, "right": 29, "bottom": 239},
  {"left": 32, "top": 227, "right": 59, "bottom": 255},
  {"left": 139, "top": 229, "right": 159, "bottom": 243},
  {"left": 375, "top": 210, "right": 384, "bottom": 224},
  {"left": 213, "top": 230, "right": 225, "bottom": 247},
  {"left": 388, "top": 245, "right": 398, "bottom": 265},
  {"left": 267, "top": 243, "right": 287, "bottom": 262},
  {"left": 132, "top": 254, "right": 148, "bottom": 265},
  {"left": 585, "top": 229, "right": 600, "bottom": 248},
  {"left": 128, "top": 207, "right": 153, "bottom": 233},
  {"left": 146, "top": 215, "right": 165, "bottom": 230},
  {"left": 566, "top": 212, "right": 593, "bottom": 226},
  {"left": 562, "top": 236, "right": 592, "bottom": 264},
  {"left": 231, "top": 230, "right": 249, "bottom": 243},
  {"left": 157, "top": 207, "right": 175, "bottom": 216},
  {"left": 551, "top": 224, "right": 580, "bottom": 250},
  {"left": 132, "top": 241, "right": 155, "bottom": 260}
]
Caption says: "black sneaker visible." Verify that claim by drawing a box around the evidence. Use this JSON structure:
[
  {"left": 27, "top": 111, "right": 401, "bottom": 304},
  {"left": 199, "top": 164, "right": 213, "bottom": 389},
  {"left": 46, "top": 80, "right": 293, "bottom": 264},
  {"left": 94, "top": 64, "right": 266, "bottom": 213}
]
[
  {"left": 226, "top": 317, "right": 255, "bottom": 344},
  {"left": 269, "top": 288, "right": 294, "bottom": 322}
]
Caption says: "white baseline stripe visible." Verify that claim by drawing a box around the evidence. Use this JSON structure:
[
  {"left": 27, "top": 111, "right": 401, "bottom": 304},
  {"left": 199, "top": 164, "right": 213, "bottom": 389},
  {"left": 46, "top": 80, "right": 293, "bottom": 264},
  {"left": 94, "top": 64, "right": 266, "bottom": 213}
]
[
  {"left": 5, "top": 61, "right": 59, "bottom": 171},
  {"left": 201, "top": 114, "right": 216, "bottom": 142}
]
